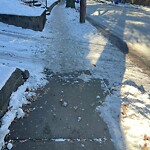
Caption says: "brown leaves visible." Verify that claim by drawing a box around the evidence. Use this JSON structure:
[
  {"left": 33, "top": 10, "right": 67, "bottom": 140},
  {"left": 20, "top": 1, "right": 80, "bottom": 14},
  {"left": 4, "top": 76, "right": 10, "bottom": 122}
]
[
  {"left": 144, "top": 135, "right": 150, "bottom": 141},
  {"left": 142, "top": 143, "right": 148, "bottom": 150},
  {"left": 141, "top": 135, "right": 150, "bottom": 150},
  {"left": 121, "top": 102, "right": 129, "bottom": 117},
  {"left": 123, "top": 102, "right": 129, "bottom": 106},
  {"left": 122, "top": 106, "right": 127, "bottom": 115}
]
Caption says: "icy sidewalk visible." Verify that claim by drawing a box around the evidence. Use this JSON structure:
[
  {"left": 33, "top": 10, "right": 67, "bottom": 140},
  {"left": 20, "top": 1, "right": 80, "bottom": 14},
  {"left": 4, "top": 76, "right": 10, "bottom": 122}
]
[{"left": 35, "top": 2, "right": 150, "bottom": 150}]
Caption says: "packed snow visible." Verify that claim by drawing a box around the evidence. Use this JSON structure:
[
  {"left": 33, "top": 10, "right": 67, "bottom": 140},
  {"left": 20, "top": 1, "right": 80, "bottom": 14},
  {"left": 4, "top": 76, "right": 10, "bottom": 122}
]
[{"left": 0, "top": 0, "right": 150, "bottom": 150}]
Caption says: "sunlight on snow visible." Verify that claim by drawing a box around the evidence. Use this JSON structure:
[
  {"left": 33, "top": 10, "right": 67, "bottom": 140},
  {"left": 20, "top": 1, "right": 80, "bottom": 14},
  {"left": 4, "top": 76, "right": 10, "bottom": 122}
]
[
  {"left": 86, "top": 32, "right": 107, "bottom": 65},
  {"left": 120, "top": 84, "right": 150, "bottom": 149}
]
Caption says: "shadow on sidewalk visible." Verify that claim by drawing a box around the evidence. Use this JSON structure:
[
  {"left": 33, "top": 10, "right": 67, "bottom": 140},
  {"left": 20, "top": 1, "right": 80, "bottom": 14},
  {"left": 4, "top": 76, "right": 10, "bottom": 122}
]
[
  {"left": 86, "top": 1, "right": 150, "bottom": 149},
  {"left": 86, "top": 2, "right": 128, "bottom": 149}
]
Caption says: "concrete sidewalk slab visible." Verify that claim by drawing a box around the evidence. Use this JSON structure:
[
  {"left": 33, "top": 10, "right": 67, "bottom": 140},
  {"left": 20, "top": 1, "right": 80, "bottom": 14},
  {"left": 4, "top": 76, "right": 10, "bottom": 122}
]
[{"left": 9, "top": 71, "right": 115, "bottom": 150}]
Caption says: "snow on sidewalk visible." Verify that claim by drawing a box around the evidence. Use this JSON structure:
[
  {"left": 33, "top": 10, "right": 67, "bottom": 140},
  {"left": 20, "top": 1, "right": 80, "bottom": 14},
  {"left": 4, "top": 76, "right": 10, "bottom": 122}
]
[
  {"left": 0, "top": 0, "right": 150, "bottom": 150},
  {"left": 61, "top": 4, "right": 150, "bottom": 150}
]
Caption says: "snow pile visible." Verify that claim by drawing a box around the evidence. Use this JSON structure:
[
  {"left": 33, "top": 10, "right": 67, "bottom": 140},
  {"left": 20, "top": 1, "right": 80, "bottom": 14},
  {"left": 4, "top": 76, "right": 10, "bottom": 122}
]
[
  {"left": 96, "top": 80, "right": 150, "bottom": 150},
  {"left": 0, "top": 72, "right": 47, "bottom": 148},
  {"left": 0, "top": 85, "right": 28, "bottom": 147},
  {"left": 0, "top": 74, "right": 47, "bottom": 149},
  {"left": 120, "top": 83, "right": 150, "bottom": 149}
]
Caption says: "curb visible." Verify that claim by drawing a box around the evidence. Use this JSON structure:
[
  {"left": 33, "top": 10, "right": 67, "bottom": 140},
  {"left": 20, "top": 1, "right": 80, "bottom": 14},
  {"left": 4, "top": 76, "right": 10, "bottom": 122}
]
[
  {"left": 47, "top": 1, "right": 60, "bottom": 13},
  {"left": 0, "top": 68, "right": 29, "bottom": 118}
]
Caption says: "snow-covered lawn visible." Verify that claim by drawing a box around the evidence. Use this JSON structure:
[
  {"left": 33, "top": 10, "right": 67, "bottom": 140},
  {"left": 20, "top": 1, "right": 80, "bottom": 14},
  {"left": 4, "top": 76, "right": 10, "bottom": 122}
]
[
  {"left": 0, "top": 0, "right": 54, "bottom": 149},
  {"left": 0, "top": 0, "right": 150, "bottom": 150},
  {"left": 0, "top": 0, "right": 44, "bottom": 16}
]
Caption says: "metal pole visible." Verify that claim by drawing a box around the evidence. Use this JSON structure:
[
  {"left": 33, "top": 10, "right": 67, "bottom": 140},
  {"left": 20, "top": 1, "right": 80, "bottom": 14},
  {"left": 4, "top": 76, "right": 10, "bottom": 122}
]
[
  {"left": 46, "top": 0, "right": 47, "bottom": 8},
  {"left": 80, "top": 0, "right": 86, "bottom": 23}
]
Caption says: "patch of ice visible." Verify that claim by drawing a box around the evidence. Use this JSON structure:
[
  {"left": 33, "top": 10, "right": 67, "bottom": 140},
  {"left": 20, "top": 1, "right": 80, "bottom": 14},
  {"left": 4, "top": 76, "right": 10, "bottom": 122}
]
[
  {"left": 62, "top": 101, "right": 68, "bottom": 107},
  {"left": 74, "top": 106, "right": 78, "bottom": 110},
  {"left": 94, "top": 138, "right": 102, "bottom": 143},
  {"left": 7, "top": 143, "right": 13, "bottom": 150},
  {"left": 53, "top": 139, "right": 66, "bottom": 142},
  {"left": 78, "top": 117, "right": 82, "bottom": 122},
  {"left": 96, "top": 95, "right": 100, "bottom": 99},
  {"left": 52, "top": 138, "right": 70, "bottom": 142},
  {"left": 78, "top": 74, "right": 92, "bottom": 82},
  {"left": 16, "top": 108, "right": 25, "bottom": 119}
]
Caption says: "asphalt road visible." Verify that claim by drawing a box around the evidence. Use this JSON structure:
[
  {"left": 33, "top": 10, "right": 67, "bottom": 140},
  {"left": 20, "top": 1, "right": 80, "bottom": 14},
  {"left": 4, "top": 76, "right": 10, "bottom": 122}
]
[{"left": 86, "top": 0, "right": 150, "bottom": 68}]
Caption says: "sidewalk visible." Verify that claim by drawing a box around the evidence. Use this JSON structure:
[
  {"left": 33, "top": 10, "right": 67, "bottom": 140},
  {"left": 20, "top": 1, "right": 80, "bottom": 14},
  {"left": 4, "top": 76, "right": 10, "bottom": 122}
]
[
  {"left": 6, "top": 2, "right": 116, "bottom": 150},
  {"left": 9, "top": 71, "right": 115, "bottom": 150}
]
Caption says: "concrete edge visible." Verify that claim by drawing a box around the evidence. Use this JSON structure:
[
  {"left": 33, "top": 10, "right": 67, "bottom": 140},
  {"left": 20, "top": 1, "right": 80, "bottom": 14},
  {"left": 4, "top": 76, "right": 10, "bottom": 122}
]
[
  {"left": 0, "top": 68, "right": 29, "bottom": 118},
  {"left": 47, "top": 1, "right": 60, "bottom": 13}
]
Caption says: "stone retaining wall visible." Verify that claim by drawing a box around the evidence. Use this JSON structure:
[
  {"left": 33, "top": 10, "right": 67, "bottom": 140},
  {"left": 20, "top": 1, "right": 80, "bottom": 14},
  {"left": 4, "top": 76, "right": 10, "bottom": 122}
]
[{"left": 0, "top": 10, "right": 46, "bottom": 31}]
